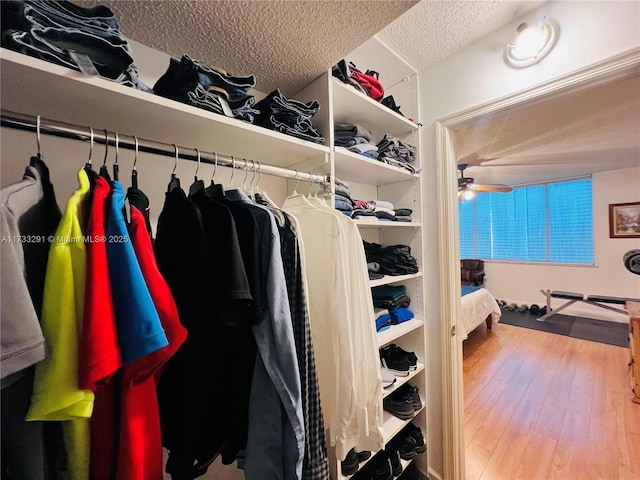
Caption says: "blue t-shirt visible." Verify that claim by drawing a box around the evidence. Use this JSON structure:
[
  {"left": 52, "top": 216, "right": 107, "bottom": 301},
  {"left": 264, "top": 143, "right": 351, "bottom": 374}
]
[{"left": 105, "top": 181, "right": 168, "bottom": 363}]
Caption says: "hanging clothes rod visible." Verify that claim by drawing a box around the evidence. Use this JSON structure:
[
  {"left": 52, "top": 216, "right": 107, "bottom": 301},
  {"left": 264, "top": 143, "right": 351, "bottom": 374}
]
[{"left": 0, "top": 110, "right": 329, "bottom": 185}]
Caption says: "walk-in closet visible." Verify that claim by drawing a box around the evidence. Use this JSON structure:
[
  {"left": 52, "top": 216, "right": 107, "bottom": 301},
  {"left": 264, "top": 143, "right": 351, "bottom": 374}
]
[{"left": 1, "top": 1, "right": 429, "bottom": 479}]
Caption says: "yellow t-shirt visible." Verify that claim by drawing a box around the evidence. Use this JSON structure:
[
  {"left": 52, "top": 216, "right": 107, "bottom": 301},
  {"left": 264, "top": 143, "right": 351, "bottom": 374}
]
[{"left": 27, "top": 169, "right": 93, "bottom": 480}]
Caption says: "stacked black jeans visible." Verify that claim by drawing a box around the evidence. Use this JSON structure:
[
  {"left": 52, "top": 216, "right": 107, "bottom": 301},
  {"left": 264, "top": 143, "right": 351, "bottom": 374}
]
[
  {"left": 363, "top": 241, "right": 419, "bottom": 276},
  {"left": 1, "top": 0, "right": 147, "bottom": 90},
  {"left": 154, "top": 54, "right": 259, "bottom": 121},
  {"left": 253, "top": 90, "right": 324, "bottom": 144}
]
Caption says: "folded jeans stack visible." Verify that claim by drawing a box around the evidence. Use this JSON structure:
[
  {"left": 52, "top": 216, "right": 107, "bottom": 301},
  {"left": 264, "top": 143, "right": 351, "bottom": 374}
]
[
  {"left": 334, "top": 123, "right": 379, "bottom": 158},
  {"left": 153, "top": 54, "right": 258, "bottom": 120},
  {"left": 376, "top": 133, "right": 419, "bottom": 174},
  {"left": 1, "top": 0, "right": 147, "bottom": 90},
  {"left": 363, "top": 241, "right": 419, "bottom": 276},
  {"left": 253, "top": 89, "right": 324, "bottom": 143}
]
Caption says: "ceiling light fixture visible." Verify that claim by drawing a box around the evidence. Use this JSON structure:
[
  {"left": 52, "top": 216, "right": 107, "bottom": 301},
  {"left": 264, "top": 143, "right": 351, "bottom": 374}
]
[{"left": 504, "top": 16, "right": 559, "bottom": 68}]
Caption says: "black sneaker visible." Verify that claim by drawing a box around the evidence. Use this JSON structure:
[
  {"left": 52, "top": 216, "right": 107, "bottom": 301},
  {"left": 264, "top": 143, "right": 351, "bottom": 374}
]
[
  {"left": 394, "top": 384, "right": 422, "bottom": 411},
  {"left": 405, "top": 423, "right": 426, "bottom": 454},
  {"left": 391, "top": 435, "right": 417, "bottom": 461},
  {"left": 380, "top": 346, "right": 410, "bottom": 376},
  {"left": 388, "top": 344, "right": 418, "bottom": 370},
  {"left": 356, "top": 450, "right": 371, "bottom": 463},
  {"left": 370, "top": 456, "right": 393, "bottom": 480},
  {"left": 383, "top": 396, "right": 415, "bottom": 420},
  {"left": 341, "top": 448, "right": 359, "bottom": 475},
  {"left": 385, "top": 447, "right": 402, "bottom": 476}
]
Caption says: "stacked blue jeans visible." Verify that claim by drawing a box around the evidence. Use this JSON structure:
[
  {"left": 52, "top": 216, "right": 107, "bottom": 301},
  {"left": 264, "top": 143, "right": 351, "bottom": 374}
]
[
  {"left": 153, "top": 54, "right": 259, "bottom": 121},
  {"left": 253, "top": 90, "right": 325, "bottom": 144},
  {"left": 1, "top": 0, "right": 147, "bottom": 90}
]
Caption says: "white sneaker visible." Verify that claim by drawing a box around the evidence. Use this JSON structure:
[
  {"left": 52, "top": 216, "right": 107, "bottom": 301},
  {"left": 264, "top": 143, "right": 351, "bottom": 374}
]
[{"left": 381, "top": 366, "right": 397, "bottom": 388}]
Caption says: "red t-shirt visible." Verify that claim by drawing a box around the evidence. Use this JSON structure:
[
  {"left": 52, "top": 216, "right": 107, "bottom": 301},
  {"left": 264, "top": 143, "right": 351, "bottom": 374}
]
[
  {"left": 79, "top": 175, "right": 121, "bottom": 389},
  {"left": 80, "top": 175, "right": 122, "bottom": 480},
  {"left": 116, "top": 204, "right": 187, "bottom": 480}
]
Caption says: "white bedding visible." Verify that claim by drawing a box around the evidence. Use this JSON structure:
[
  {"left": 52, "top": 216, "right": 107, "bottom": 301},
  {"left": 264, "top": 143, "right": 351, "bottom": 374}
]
[{"left": 459, "top": 288, "right": 502, "bottom": 340}]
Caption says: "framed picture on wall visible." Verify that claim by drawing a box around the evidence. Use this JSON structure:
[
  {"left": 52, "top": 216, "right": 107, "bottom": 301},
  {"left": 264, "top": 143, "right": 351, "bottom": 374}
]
[{"left": 609, "top": 202, "right": 640, "bottom": 238}]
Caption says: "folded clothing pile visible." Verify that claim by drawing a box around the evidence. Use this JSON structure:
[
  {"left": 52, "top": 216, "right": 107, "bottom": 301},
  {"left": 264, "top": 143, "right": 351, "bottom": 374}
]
[
  {"left": 1, "top": 0, "right": 147, "bottom": 90},
  {"left": 253, "top": 89, "right": 324, "bottom": 144},
  {"left": 350, "top": 199, "right": 413, "bottom": 222},
  {"left": 372, "top": 285, "right": 414, "bottom": 331},
  {"left": 335, "top": 192, "right": 355, "bottom": 216},
  {"left": 154, "top": 54, "right": 257, "bottom": 120},
  {"left": 363, "top": 241, "right": 419, "bottom": 276},
  {"left": 334, "top": 123, "right": 378, "bottom": 158},
  {"left": 377, "top": 133, "right": 418, "bottom": 173},
  {"left": 332, "top": 59, "right": 384, "bottom": 100}
]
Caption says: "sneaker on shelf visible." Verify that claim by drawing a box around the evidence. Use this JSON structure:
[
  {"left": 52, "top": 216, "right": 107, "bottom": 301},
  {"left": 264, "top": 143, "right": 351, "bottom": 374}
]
[
  {"left": 390, "top": 434, "right": 417, "bottom": 461},
  {"left": 369, "top": 456, "right": 393, "bottom": 480},
  {"left": 356, "top": 450, "right": 372, "bottom": 463},
  {"left": 404, "top": 423, "right": 426, "bottom": 454},
  {"left": 381, "top": 366, "right": 397, "bottom": 389},
  {"left": 384, "top": 447, "right": 402, "bottom": 477},
  {"left": 394, "top": 384, "right": 422, "bottom": 411},
  {"left": 388, "top": 344, "right": 418, "bottom": 370},
  {"left": 383, "top": 396, "right": 415, "bottom": 420},
  {"left": 380, "top": 345, "right": 410, "bottom": 376},
  {"left": 341, "top": 448, "right": 359, "bottom": 475}
]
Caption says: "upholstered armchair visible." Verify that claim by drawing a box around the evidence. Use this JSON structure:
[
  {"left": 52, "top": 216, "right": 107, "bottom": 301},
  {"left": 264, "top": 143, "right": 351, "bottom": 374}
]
[{"left": 461, "top": 259, "right": 485, "bottom": 286}]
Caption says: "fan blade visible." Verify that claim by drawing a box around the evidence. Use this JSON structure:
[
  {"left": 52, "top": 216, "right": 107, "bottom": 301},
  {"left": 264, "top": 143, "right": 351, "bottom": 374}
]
[{"left": 469, "top": 183, "right": 513, "bottom": 192}]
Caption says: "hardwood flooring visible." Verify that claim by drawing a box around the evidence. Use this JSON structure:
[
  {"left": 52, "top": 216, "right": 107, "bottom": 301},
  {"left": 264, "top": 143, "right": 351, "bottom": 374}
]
[{"left": 463, "top": 320, "right": 640, "bottom": 480}]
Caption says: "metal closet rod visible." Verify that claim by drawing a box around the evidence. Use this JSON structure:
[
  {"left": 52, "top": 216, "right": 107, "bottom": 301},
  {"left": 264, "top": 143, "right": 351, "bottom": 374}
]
[{"left": 0, "top": 110, "right": 329, "bottom": 184}]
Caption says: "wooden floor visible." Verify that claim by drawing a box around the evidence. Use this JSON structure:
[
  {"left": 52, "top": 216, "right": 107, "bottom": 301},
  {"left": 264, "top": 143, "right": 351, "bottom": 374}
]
[{"left": 463, "top": 320, "right": 640, "bottom": 480}]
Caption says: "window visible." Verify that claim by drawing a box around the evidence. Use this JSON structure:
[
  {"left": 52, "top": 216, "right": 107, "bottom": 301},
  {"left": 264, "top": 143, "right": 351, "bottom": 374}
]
[{"left": 459, "top": 177, "right": 594, "bottom": 264}]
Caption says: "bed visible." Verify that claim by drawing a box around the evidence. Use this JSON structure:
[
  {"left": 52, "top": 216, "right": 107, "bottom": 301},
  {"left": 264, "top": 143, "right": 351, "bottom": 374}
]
[{"left": 459, "top": 286, "right": 502, "bottom": 340}]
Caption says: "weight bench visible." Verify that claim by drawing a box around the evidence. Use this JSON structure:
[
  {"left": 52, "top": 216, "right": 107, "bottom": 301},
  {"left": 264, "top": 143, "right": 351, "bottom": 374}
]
[{"left": 538, "top": 289, "right": 640, "bottom": 321}]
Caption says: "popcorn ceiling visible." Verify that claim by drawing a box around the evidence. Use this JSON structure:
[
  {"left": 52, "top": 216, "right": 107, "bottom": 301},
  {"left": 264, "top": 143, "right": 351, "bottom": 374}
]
[{"left": 82, "top": 0, "right": 417, "bottom": 96}]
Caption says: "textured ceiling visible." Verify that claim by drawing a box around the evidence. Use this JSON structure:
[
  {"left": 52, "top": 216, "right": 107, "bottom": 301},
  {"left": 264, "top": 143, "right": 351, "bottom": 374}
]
[
  {"left": 378, "top": 0, "right": 546, "bottom": 70},
  {"left": 83, "top": 0, "right": 418, "bottom": 95}
]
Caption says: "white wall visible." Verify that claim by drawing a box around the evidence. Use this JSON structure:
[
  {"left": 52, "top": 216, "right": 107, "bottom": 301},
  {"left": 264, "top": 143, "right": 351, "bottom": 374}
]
[
  {"left": 418, "top": 1, "right": 640, "bottom": 477},
  {"left": 484, "top": 166, "right": 640, "bottom": 322}
]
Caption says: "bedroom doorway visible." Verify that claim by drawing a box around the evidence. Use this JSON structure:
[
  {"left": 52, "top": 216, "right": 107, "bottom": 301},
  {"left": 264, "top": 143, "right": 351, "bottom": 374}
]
[{"left": 434, "top": 50, "right": 640, "bottom": 480}]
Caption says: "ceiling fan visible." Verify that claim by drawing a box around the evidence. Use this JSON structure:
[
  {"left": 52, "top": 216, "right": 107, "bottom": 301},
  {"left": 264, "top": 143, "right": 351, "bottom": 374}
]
[{"left": 458, "top": 163, "right": 513, "bottom": 199}]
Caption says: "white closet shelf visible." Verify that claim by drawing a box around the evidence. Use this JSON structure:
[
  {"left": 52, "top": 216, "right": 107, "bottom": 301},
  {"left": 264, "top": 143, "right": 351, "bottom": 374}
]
[
  {"left": 382, "top": 362, "right": 425, "bottom": 399},
  {"left": 334, "top": 147, "right": 418, "bottom": 185},
  {"left": 332, "top": 79, "right": 418, "bottom": 138},
  {"left": 369, "top": 272, "right": 422, "bottom": 288},
  {"left": 0, "top": 49, "right": 329, "bottom": 169},
  {"left": 377, "top": 319, "right": 423, "bottom": 347},
  {"left": 339, "top": 405, "right": 423, "bottom": 480},
  {"left": 383, "top": 404, "right": 425, "bottom": 444},
  {"left": 354, "top": 218, "right": 421, "bottom": 228}
]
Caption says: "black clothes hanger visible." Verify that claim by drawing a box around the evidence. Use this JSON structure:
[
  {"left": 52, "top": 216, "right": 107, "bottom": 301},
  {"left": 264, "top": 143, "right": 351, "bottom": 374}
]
[
  {"left": 188, "top": 148, "right": 205, "bottom": 196},
  {"left": 205, "top": 152, "right": 225, "bottom": 199},
  {"left": 113, "top": 132, "right": 120, "bottom": 181},
  {"left": 99, "top": 129, "right": 111, "bottom": 181},
  {"left": 131, "top": 135, "right": 139, "bottom": 189},
  {"left": 167, "top": 144, "right": 181, "bottom": 192}
]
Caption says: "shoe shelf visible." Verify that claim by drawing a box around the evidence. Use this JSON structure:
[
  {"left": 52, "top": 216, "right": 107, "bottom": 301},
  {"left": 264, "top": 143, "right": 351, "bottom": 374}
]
[
  {"left": 383, "top": 404, "right": 425, "bottom": 445},
  {"left": 332, "top": 78, "right": 418, "bottom": 139},
  {"left": 370, "top": 272, "right": 422, "bottom": 288},
  {"left": 334, "top": 147, "right": 418, "bottom": 185},
  {"left": 382, "top": 362, "right": 424, "bottom": 399},
  {"left": 0, "top": 49, "right": 330, "bottom": 169},
  {"left": 354, "top": 218, "right": 421, "bottom": 228},
  {"left": 377, "top": 319, "right": 423, "bottom": 348}
]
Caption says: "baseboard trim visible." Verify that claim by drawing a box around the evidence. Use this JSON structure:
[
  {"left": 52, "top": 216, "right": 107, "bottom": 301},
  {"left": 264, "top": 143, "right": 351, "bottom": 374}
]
[{"left": 428, "top": 467, "right": 444, "bottom": 480}]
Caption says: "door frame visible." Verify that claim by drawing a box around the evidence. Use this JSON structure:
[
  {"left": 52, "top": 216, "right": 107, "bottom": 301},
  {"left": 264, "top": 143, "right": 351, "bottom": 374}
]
[{"left": 435, "top": 47, "right": 640, "bottom": 480}]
